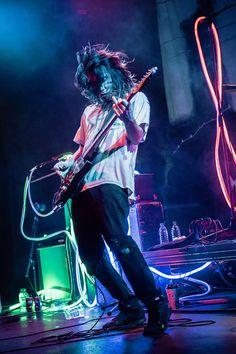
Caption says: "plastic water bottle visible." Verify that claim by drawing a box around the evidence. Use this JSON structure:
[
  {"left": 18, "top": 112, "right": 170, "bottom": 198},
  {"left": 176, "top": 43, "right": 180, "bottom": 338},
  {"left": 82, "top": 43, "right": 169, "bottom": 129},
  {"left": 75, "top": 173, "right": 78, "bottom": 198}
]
[
  {"left": 171, "top": 221, "right": 181, "bottom": 241},
  {"left": 19, "top": 288, "right": 29, "bottom": 312},
  {"left": 64, "top": 303, "right": 85, "bottom": 320},
  {"left": 159, "top": 223, "right": 169, "bottom": 244}
]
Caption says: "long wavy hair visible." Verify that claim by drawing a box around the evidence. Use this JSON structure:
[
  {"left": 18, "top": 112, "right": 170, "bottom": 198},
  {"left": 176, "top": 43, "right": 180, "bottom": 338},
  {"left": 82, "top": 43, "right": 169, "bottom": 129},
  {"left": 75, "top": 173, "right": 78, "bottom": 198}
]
[{"left": 75, "top": 44, "right": 135, "bottom": 109}]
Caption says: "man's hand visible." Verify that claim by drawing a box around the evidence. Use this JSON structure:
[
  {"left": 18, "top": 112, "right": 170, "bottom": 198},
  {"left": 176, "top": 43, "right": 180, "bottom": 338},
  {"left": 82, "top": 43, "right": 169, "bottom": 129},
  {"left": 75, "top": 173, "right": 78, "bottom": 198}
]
[
  {"left": 112, "top": 95, "right": 144, "bottom": 145},
  {"left": 112, "top": 96, "right": 135, "bottom": 124},
  {"left": 53, "top": 156, "right": 74, "bottom": 179}
]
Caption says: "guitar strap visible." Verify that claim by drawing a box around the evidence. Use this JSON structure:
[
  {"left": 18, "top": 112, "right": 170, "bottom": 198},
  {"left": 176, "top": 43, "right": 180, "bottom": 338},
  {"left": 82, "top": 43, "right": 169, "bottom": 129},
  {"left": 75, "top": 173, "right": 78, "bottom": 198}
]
[{"left": 85, "top": 106, "right": 115, "bottom": 159}]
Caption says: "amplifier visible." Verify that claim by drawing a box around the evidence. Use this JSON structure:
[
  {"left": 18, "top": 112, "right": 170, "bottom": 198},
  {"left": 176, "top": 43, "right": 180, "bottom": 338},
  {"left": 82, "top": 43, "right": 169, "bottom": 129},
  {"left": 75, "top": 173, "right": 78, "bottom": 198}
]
[
  {"left": 37, "top": 243, "right": 71, "bottom": 299},
  {"left": 134, "top": 173, "right": 158, "bottom": 201}
]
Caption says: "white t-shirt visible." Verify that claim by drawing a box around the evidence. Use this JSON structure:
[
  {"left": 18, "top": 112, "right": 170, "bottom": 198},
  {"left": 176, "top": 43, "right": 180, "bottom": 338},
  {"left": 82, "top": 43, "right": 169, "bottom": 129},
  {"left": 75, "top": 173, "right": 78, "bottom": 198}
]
[{"left": 73, "top": 91, "right": 150, "bottom": 195}]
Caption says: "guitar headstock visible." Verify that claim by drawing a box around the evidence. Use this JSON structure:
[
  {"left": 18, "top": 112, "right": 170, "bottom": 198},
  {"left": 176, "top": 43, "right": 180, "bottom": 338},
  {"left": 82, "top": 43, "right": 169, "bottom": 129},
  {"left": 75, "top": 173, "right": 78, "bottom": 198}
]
[{"left": 129, "top": 66, "right": 158, "bottom": 97}]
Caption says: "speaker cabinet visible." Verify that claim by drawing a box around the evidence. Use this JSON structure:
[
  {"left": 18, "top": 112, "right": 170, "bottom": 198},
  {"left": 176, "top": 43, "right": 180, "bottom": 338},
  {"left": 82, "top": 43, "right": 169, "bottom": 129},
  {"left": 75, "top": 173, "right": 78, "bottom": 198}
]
[{"left": 37, "top": 243, "right": 71, "bottom": 299}]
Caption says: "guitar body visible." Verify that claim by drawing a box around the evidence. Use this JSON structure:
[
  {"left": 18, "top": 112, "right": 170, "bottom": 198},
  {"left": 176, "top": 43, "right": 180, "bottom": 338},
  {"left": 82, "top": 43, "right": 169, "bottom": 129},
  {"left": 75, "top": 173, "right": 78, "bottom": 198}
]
[{"left": 53, "top": 158, "right": 92, "bottom": 208}]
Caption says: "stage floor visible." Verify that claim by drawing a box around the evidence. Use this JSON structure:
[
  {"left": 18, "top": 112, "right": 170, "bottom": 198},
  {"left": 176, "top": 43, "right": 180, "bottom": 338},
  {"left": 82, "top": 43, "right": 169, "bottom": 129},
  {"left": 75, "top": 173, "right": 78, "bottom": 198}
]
[{"left": 1, "top": 303, "right": 236, "bottom": 354}]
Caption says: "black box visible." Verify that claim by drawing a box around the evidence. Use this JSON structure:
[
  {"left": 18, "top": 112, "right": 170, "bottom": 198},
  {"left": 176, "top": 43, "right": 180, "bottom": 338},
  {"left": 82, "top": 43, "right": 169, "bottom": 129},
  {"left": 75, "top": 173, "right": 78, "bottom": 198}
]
[{"left": 130, "top": 201, "right": 164, "bottom": 251}]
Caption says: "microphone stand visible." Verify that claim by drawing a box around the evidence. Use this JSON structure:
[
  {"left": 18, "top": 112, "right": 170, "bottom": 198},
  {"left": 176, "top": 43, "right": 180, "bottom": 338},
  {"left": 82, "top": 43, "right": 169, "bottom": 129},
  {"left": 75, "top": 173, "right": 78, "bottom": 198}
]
[{"left": 25, "top": 215, "right": 39, "bottom": 296}]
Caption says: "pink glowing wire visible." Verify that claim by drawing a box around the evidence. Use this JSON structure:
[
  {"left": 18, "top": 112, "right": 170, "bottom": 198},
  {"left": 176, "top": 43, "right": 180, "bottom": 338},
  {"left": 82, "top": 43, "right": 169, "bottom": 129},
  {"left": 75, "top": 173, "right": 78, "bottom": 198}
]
[{"left": 194, "top": 16, "right": 236, "bottom": 210}]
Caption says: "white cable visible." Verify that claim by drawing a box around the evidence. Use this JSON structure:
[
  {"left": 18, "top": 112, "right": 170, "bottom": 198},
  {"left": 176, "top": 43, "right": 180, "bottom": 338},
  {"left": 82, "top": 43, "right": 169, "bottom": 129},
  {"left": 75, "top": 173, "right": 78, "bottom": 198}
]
[
  {"left": 21, "top": 181, "right": 71, "bottom": 241},
  {"left": 27, "top": 167, "right": 55, "bottom": 217},
  {"left": 20, "top": 176, "right": 66, "bottom": 241},
  {"left": 179, "top": 277, "right": 211, "bottom": 301},
  {"left": 150, "top": 264, "right": 212, "bottom": 305},
  {"left": 65, "top": 220, "right": 97, "bottom": 309},
  {"left": 62, "top": 219, "right": 97, "bottom": 309},
  {"left": 21, "top": 173, "right": 96, "bottom": 308},
  {"left": 21, "top": 175, "right": 96, "bottom": 306},
  {"left": 63, "top": 248, "right": 96, "bottom": 310},
  {"left": 149, "top": 262, "right": 212, "bottom": 279}
]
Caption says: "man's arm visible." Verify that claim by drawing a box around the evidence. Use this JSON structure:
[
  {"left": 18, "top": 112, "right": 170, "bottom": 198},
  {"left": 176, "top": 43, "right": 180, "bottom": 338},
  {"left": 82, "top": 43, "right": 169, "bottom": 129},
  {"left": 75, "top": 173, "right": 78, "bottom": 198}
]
[
  {"left": 123, "top": 119, "right": 145, "bottom": 145},
  {"left": 112, "top": 96, "right": 146, "bottom": 145},
  {"left": 72, "top": 145, "right": 83, "bottom": 161}
]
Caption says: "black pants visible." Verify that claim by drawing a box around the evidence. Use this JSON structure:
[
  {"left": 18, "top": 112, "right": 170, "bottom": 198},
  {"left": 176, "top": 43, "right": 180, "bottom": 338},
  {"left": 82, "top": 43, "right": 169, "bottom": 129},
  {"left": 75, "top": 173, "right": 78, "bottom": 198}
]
[{"left": 71, "top": 184, "right": 162, "bottom": 306}]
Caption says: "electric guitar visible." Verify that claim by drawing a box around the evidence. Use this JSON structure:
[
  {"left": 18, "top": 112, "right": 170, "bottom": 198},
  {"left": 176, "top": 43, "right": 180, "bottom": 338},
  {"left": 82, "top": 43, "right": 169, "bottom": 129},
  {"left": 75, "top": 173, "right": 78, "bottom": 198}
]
[{"left": 53, "top": 67, "right": 158, "bottom": 209}]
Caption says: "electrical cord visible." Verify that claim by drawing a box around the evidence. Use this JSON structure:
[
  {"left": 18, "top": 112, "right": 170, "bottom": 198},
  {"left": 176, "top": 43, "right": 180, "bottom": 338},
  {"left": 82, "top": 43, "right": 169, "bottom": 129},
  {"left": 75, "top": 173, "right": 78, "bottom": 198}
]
[
  {"left": 0, "top": 281, "right": 104, "bottom": 344},
  {"left": 179, "top": 277, "right": 211, "bottom": 303},
  {"left": 200, "top": 241, "right": 236, "bottom": 285},
  {"left": 169, "top": 319, "right": 216, "bottom": 327},
  {"left": 32, "top": 283, "right": 107, "bottom": 345},
  {"left": 0, "top": 317, "right": 216, "bottom": 354},
  {"left": 149, "top": 217, "right": 235, "bottom": 304},
  {"left": 27, "top": 167, "right": 55, "bottom": 217},
  {"left": 172, "top": 118, "right": 216, "bottom": 155},
  {"left": 171, "top": 103, "right": 231, "bottom": 156},
  {"left": 0, "top": 317, "right": 96, "bottom": 341},
  {"left": 63, "top": 219, "right": 97, "bottom": 309},
  {"left": 20, "top": 173, "right": 97, "bottom": 309},
  {"left": 150, "top": 262, "right": 212, "bottom": 280},
  {"left": 216, "top": 261, "right": 236, "bottom": 288},
  {"left": 0, "top": 328, "right": 145, "bottom": 354},
  {"left": 31, "top": 315, "right": 216, "bottom": 346},
  {"left": 0, "top": 320, "right": 218, "bottom": 354},
  {"left": 174, "top": 241, "right": 236, "bottom": 305},
  {"left": 20, "top": 176, "right": 69, "bottom": 242},
  {"left": 67, "top": 283, "right": 107, "bottom": 341},
  {"left": 0, "top": 283, "right": 218, "bottom": 353}
]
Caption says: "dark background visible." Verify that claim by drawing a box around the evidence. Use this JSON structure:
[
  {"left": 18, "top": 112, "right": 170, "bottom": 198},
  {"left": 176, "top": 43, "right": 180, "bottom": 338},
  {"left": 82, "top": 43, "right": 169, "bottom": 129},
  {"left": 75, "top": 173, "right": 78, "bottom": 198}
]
[{"left": 0, "top": 0, "right": 235, "bottom": 304}]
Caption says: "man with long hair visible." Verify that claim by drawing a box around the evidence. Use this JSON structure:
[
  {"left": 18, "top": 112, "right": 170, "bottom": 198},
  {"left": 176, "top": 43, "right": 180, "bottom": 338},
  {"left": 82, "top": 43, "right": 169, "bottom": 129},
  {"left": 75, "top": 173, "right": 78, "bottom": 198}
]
[{"left": 55, "top": 44, "right": 170, "bottom": 335}]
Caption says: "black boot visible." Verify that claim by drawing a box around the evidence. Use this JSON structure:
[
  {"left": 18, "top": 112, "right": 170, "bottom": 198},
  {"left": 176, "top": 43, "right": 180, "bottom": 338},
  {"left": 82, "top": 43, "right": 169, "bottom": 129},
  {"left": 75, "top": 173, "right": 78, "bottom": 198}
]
[
  {"left": 143, "top": 298, "right": 172, "bottom": 336},
  {"left": 103, "top": 295, "right": 146, "bottom": 330}
]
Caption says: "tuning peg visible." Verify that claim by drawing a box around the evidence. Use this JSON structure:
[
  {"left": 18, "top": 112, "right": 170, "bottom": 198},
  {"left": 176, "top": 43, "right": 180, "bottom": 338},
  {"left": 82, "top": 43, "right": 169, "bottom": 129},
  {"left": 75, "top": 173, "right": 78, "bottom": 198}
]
[{"left": 152, "top": 66, "right": 158, "bottom": 74}]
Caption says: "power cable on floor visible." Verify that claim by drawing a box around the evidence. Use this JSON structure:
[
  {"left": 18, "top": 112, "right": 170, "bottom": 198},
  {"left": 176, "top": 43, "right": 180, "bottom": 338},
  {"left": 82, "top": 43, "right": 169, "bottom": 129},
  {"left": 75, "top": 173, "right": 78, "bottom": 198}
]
[{"left": 0, "top": 316, "right": 217, "bottom": 353}]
